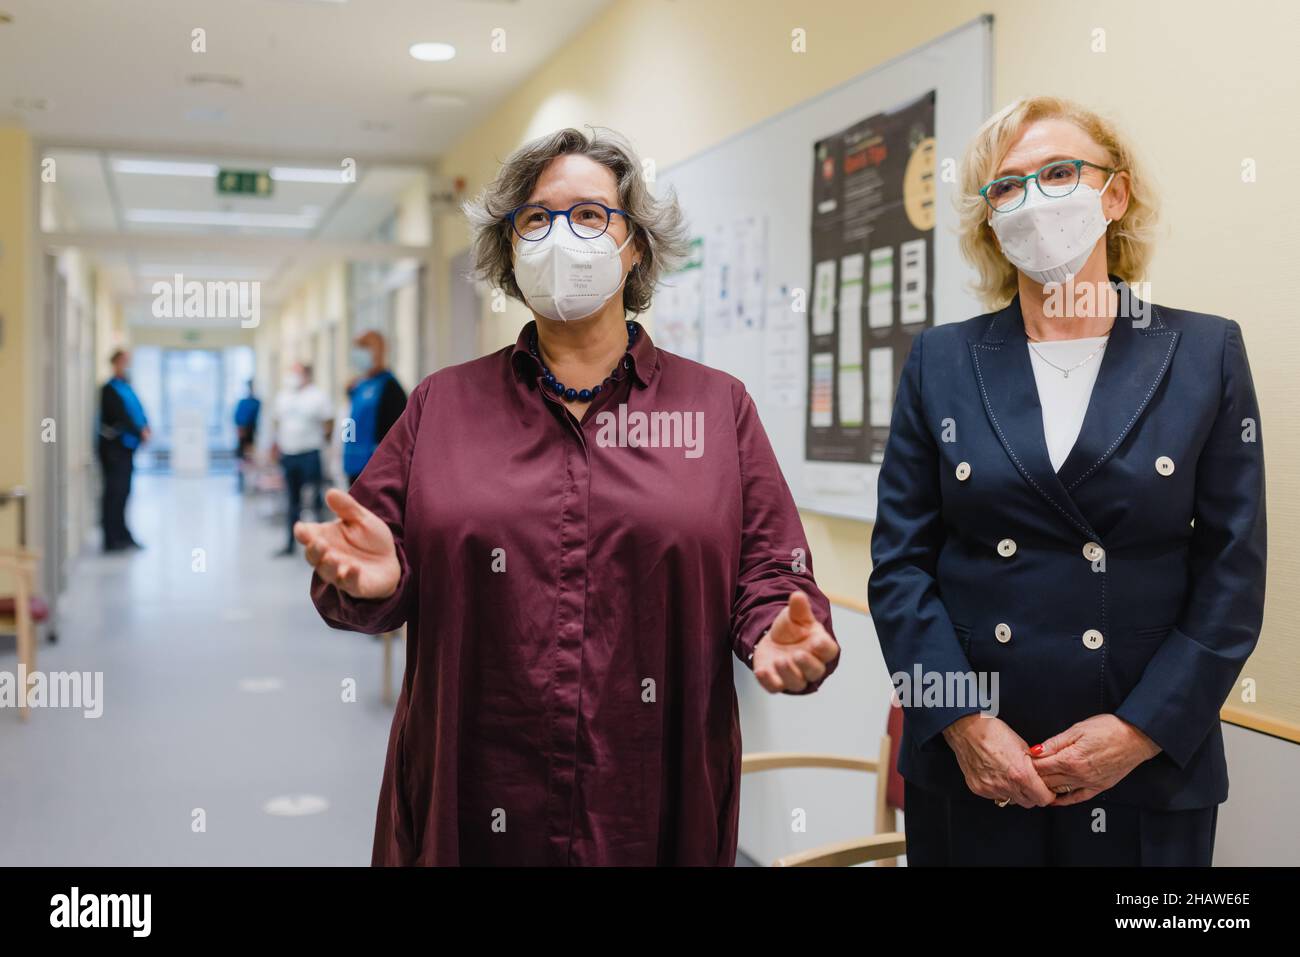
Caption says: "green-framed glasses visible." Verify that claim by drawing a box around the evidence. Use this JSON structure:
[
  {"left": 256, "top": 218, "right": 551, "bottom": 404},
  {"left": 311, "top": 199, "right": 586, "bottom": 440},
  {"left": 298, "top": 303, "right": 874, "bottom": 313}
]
[{"left": 980, "top": 159, "right": 1118, "bottom": 212}]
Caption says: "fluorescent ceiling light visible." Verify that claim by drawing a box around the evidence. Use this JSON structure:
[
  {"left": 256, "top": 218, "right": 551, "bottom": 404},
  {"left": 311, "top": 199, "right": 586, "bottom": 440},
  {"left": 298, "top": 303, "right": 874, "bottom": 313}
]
[
  {"left": 270, "top": 166, "right": 348, "bottom": 184},
  {"left": 138, "top": 264, "right": 275, "bottom": 281},
  {"left": 126, "top": 209, "right": 318, "bottom": 229},
  {"left": 113, "top": 160, "right": 219, "bottom": 177},
  {"left": 112, "top": 160, "right": 347, "bottom": 184},
  {"left": 410, "top": 42, "right": 456, "bottom": 62}
]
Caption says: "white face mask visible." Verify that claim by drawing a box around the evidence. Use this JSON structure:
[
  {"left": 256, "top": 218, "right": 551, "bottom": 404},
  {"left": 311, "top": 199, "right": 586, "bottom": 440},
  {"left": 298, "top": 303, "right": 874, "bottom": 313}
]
[
  {"left": 349, "top": 346, "right": 374, "bottom": 373},
  {"left": 513, "top": 224, "right": 635, "bottom": 322},
  {"left": 990, "top": 172, "right": 1115, "bottom": 285}
]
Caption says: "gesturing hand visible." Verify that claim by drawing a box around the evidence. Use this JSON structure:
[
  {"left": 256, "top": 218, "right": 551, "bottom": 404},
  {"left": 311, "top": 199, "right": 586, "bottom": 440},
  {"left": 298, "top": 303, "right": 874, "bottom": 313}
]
[
  {"left": 294, "top": 488, "right": 400, "bottom": 600},
  {"left": 1030, "top": 714, "right": 1161, "bottom": 806},
  {"left": 751, "top": 591, "right": 839, "bottom": 693},
  {"left": 943, "top": 714, "right": 1056, "bottom": 808}
]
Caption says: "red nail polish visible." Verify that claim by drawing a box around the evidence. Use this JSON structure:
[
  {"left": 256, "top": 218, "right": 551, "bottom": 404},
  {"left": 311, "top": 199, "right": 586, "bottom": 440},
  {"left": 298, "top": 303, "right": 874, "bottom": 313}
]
[{"left": 1029, "top": 744, "right": 1044, "bottom": 756}]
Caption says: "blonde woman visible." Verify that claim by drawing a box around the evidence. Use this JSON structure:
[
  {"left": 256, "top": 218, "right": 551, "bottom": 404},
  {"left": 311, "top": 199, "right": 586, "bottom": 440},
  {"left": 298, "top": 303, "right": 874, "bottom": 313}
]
[
  {"left": 869, "top": 97, "right": 1265, "bottom": 865},
  {"left": 296, "top": 127, "right": 840, "bottom": 865}
]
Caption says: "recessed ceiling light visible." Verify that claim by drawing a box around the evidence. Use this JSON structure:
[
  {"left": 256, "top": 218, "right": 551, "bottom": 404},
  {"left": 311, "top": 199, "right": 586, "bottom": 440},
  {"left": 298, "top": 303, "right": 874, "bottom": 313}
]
[{"left": 409, "top": 42, "right": 456, "bottom": 62}]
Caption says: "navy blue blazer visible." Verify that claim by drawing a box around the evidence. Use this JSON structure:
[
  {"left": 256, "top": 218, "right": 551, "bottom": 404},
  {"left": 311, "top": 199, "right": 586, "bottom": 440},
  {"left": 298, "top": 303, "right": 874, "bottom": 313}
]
[{"left": 868, "top": 283, "right": 1266, "bottom": 810}]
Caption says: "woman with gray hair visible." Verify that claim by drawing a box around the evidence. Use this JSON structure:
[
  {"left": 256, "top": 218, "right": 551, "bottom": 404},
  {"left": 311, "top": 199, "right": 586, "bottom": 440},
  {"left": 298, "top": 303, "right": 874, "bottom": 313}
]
[{"left": 296, "top": 127, "right": 840, "bottom": 865}]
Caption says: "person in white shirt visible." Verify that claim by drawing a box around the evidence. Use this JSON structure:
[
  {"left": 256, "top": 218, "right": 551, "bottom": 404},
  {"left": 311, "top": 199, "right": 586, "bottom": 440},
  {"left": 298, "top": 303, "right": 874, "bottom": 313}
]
[{"left": 273, "top": 362, "right": 333, "bottom": 556}]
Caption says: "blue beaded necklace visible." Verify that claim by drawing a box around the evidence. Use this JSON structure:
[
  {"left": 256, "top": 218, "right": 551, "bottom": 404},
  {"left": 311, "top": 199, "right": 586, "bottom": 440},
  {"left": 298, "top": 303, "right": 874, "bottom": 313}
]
[{"left": 529, "top": 321, "right": 639, "bottom": 403}]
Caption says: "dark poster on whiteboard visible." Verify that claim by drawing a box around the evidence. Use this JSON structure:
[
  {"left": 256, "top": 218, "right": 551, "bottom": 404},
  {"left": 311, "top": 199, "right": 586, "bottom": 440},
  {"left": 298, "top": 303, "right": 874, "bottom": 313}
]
[{"left": 805, "top": 90, "right": 936, "bottom": 465}]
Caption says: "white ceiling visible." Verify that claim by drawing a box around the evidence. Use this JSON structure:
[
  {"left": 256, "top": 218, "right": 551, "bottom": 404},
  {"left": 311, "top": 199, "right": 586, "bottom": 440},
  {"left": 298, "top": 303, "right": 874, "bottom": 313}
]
[
  {"left": 0, "top": 0, "right": 613, "bottom": 159},
  {"left": 43, "top": 146, "right": 432, "bottom": 317},
  {"left": 3, "top": 0, "right": 614, "bottom": 326}
]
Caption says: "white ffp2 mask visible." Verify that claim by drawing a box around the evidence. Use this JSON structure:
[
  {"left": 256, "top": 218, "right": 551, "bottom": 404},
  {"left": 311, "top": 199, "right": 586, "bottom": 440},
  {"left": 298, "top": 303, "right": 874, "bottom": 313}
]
[
  {"left": 990, "top": 173, "right": 1115, "bottom": 285},
  {"left": 513, "top": 225, "right": 635, "bottom": 322}
]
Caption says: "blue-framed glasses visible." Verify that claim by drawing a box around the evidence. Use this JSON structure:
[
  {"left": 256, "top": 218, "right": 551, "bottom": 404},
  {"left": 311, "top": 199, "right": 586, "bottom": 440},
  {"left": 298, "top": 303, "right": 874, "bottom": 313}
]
[
  {"left": 980, "top": 159, "right": 1118, "bottom": 212},
  {"left": 505, "top": 201, "right": 630, "bottom": 242}
]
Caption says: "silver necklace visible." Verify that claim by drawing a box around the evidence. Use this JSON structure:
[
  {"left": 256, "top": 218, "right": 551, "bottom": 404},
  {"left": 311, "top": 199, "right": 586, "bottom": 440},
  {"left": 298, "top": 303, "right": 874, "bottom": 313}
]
[{"left": 1027, "top": 335, "right": 1108, "bottom": 379}]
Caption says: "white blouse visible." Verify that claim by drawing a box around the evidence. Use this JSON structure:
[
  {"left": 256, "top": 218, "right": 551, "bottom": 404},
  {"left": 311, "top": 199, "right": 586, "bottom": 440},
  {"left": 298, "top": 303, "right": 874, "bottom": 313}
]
[{"left": 1026, "top": 335, "right": 1109, "bottom": 472}]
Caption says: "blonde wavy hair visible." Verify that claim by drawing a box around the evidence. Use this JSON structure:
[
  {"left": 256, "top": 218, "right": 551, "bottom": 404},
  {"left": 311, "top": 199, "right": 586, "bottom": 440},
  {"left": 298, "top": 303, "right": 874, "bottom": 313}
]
[{"left": 957, "top": 96, "right": 1159, "bottom": 309}]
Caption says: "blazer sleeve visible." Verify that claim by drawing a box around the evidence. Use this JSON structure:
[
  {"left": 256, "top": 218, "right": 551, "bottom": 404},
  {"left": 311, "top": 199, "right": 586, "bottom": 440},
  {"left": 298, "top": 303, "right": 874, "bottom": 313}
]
[
  {"left": 1115, "top": 319, "right": 1267, "bottom": 767},
  {"left": 869, "top": 330, "right": 983, "bottom": 745},
  {"left": 730, "top": 387, "right": 839, "bottom": 694},
  {"left": 310, "top": 377, "right": 430, "bottom": 634}
]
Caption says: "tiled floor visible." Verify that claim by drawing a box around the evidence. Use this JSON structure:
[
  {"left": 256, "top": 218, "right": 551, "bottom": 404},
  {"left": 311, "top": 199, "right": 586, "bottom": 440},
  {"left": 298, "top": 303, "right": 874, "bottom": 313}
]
[{"left": 0, "top": 473, "right": 397, "bottom": 865}]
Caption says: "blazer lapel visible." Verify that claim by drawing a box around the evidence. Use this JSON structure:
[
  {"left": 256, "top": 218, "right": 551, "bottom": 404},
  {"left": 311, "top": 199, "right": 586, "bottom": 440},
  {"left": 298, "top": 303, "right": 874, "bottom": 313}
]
[
  {"left": 1055, "top": 282, "right": 1181, "bottom": 491},
  {"left": 969, "top": 296, "right": 1096, "bottom": 538}
]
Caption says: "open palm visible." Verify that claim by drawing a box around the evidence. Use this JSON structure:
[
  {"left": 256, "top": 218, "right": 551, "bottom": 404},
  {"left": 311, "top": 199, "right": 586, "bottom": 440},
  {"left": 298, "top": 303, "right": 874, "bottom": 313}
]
[{"left": 294, "top": 488, "right": 400, "bottom": 599}]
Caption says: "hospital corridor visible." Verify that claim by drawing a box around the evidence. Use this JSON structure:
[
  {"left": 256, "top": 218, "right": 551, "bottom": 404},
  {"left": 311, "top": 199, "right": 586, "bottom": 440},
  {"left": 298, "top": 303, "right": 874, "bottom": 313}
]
[
  {"left": 2, "top": 471, "right": 399, "bottom": 865},
  {"left": 0, "top": 0, "right": 1298, "bottom": 937}
]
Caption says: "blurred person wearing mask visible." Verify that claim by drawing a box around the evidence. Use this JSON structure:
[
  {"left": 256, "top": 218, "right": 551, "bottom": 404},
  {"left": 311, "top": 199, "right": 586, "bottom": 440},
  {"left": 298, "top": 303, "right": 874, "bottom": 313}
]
[
  {"left": 342, "top": 331, "right": 407, "bottom": 486},
  {"left": 272, "top": 362, "right": 332, "bottom": 557},
  {"left": 97, "top": 348, "right": 151, "bottom": 552}
]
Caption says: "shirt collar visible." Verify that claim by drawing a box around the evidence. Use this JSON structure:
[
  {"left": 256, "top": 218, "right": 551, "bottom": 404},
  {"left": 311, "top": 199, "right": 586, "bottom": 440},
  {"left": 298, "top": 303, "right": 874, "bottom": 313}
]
[{"left": 510, "top": 319, "right": 658, "bottom": 389}]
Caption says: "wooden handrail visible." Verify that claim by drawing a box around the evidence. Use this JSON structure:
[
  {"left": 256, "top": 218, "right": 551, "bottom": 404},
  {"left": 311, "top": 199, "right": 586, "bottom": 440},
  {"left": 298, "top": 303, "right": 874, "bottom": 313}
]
[
  {"left": 1220, "top": 705, "right": 1300, "bottom": 746},
  {"left": 741, "top": 751, "right": 876, "bottom": 774},
  {"left": 824, "top": 591, "right": 869, "bottom": 615},
  {"left": 773, "top": 832, "right": 907, "bottom": 867}
]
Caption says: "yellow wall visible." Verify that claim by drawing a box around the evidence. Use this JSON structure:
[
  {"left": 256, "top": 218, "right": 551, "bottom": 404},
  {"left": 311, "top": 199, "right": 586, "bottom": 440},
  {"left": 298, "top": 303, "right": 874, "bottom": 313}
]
[
  {"left": 0, "top": 127, "right": 34, "bottom": 559},
  {"left": 434, "top": 0, "right": 1300, "bottom": 727}
]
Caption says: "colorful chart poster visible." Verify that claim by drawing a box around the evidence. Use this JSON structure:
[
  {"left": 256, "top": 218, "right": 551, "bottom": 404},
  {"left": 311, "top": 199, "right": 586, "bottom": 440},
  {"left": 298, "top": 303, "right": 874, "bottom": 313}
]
[
  {"left": 805, "top": 90, "right": 936, "bottom": 464},
  {"left": 654, "top": 237, "right": 705, "bottom": 359}
]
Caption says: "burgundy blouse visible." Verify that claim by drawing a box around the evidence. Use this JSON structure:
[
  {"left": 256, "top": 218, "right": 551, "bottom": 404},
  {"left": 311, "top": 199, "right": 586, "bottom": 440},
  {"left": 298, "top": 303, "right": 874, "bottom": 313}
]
[{"left": 311, "top": 321, "right": 838, "bottom": 865}]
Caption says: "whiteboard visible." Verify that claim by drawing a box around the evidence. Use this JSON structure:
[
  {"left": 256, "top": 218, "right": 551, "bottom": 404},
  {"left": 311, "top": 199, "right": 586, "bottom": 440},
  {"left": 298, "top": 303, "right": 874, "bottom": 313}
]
[{"left": 654, "top": 16, "right": 993, "bottom": 521}]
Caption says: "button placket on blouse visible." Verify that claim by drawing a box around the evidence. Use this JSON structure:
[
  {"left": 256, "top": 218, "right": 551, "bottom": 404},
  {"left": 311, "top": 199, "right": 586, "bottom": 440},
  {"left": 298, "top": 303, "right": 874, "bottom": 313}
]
[{"left": 538, "top": 379, "right": 595, "bottom": 864}]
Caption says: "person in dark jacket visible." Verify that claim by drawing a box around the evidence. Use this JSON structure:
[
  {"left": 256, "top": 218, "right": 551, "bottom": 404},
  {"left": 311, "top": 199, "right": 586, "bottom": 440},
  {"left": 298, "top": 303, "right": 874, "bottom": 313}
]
[
  {"left": 869, "top": 97, "right": 1265, "bottom": 866},
  {"left": 342, "top": 331, "right": 407, "bottom": 486},
  {"left": 97, "top": 349, "right": 151, "bottom": 552}
]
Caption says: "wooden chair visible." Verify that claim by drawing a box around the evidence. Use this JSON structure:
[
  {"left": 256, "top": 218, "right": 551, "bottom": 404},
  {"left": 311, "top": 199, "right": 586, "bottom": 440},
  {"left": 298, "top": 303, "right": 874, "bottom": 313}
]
[
  {"left": 0, "top": 547, "right": 41, "bottom": 722},
  {"left": 379, "top": 626, "right": 404, "bottom": 707},
  {"left": 741, "top": 704, "right": 906, "bottom": 866}
]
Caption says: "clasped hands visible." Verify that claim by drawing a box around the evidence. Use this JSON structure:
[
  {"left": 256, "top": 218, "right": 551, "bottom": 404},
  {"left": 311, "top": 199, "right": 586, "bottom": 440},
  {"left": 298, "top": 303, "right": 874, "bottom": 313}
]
[{"left": 942, "top": 712, "right": 1162, "bottom": 808}]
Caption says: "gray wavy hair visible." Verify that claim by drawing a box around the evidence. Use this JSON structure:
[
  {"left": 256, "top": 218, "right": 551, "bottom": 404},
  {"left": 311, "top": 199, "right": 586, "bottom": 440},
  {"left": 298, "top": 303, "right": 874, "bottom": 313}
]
[{"left": 463, "top": 127, "right": 691, "bottom": 315}]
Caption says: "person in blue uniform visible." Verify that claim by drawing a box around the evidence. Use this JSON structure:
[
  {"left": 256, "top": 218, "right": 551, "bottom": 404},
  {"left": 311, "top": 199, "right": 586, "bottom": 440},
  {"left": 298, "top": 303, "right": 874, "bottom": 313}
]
[
  {"left": 869, "top": 97, "right": 1266, "bottom": 866},
  {"left": 97, "top": 349, "right": 151, "bottom": 552},
  {"left": 342, "top": 331, "right": 407, "bottom": 486},
  {"left": 233, "top": 379, "right": 261, "bottom": 492}
]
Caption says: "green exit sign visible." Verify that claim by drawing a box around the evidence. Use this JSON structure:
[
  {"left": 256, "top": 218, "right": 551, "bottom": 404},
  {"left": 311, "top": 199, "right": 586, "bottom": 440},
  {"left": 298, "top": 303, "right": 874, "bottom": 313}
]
[{"left": 217, "top": 169, "right": 273, "bottom": 197}]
